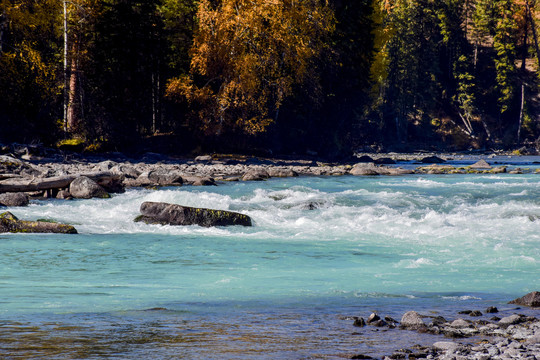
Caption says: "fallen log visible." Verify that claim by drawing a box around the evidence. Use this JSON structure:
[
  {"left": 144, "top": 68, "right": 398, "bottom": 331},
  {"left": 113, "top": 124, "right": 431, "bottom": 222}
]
[
  {"left": 0, "top": 212, "right": 77, "bottom": 234},
  {"left": 0, "top": 172, "right": 123, "bottom": 193}
]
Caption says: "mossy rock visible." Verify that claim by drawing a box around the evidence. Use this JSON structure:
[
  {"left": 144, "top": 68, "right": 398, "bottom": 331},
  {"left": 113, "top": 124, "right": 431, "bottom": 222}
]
[
  {"left": 135, "top": 202, "right": 252, "bottom": 227},
  {"left": 0, "top": 211, "right": 77, "bottom": 234}
]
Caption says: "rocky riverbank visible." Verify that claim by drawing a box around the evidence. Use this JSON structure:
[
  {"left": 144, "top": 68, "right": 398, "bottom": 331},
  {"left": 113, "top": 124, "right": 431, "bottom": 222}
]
[
  {"left": 2, "top": 149, "right": 540, "bottom": 203},
  {"left": 349, "top": 292, "right": 540, "bottom": 360}
]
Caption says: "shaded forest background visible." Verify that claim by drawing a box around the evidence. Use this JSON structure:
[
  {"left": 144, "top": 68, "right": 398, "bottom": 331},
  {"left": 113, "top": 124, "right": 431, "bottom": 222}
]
[{"left": 1, "top": 0, "right": 539, "bottom": 157}]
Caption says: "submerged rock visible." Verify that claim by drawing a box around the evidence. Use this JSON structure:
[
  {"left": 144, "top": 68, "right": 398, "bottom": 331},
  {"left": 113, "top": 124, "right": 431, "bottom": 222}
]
[
  {"left": 0, "top": 211, "right": 77, "bottom": 234},
  {"left": 353, "top": 317, "right": 366, "bottom": 327},
  {"left": 135, "top": 201, "right": 252, "bottom": 227}
]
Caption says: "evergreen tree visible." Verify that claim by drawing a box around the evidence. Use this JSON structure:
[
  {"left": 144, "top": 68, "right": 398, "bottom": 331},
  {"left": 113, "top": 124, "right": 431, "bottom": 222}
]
[{"left": 493, "top": 0, "right": 518, "bottom": 115}]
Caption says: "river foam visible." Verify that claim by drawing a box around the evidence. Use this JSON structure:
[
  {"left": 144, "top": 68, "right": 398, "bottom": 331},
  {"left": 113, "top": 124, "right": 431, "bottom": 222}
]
[{"left": 2, "top": 174, "right": 539, "bottom": 315}]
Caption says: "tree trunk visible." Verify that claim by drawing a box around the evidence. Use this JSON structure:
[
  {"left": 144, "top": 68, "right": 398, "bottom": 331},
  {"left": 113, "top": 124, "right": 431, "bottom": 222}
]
[
  {"left": 0, "top": 12, "right": 6, "bottom": 55},
  {"left": 63, "top": 0, "right": 69, "bottom": 134},
  {"left": 517, "top": 84, "right": 525, "bottom": 144},
  {"left": 152, "top": 71, "right": 157, "bottom": 134},
  {"left": 526, "top": 0, "right": 540, "bottom": 63},
  {"left": 0, "top": 172, "right": 123, "bottom": 193},
  {"left": 67, "top": 36, "right": 79, "bottom": 132},
  {"left": 522, "top": 6, "right": 529, "bottom": 71}
]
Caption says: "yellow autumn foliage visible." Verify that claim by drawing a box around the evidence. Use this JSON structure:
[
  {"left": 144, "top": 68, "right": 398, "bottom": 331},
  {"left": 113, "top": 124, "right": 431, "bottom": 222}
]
[{"left": 166, "top": 0, "right": 334, "bottom": 135}]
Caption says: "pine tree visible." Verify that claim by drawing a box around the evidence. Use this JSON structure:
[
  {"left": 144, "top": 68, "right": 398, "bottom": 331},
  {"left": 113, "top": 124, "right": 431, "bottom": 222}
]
[{"left": 493, "top": 0, "right": 518, "bottom": 115}]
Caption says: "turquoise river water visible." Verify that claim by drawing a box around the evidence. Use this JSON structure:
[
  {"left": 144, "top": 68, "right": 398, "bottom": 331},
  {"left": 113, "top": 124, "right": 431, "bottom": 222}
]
[{"left": 1, "top": 173, "right": 539, "bottom": 359}]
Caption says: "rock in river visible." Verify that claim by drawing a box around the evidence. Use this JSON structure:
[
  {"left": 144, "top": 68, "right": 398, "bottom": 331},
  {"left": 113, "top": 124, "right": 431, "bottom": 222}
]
[
  {"left": 135, "top": 201, "right": 252, "bottom": 227},
  {"left": 69, "top": 176, "right": 110, "bottom": 199},
  {"left": 509, "top": 291, "right": 540, "bottom": 307},
  {"left": 0, "top": 192, "right": 29, "bottom": 207},
  {"left": 0, "top": 211, "right": 77, "bottom": 234},
  {"left": 400, "top": 311, "right": 426, "bottom": 330}
]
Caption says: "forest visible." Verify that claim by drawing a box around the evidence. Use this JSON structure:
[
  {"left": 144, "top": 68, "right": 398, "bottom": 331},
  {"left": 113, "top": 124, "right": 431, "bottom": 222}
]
[{"left": 0, "top": 0, "right": 539, "bottom": 157}]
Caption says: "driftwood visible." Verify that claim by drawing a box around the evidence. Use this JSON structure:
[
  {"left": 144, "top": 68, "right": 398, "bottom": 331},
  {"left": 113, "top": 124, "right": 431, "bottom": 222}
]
[
  {"left": 0, "top": 172, "right": 123, "bottom": 193},
  {"left": 0, "top": 174, "right": 22, "bottom": 181}
]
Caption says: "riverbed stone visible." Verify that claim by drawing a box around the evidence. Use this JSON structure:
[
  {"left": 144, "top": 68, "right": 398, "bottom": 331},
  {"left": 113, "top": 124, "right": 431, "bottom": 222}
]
[
  {"left": 111, "top": 164, "right": 141, "bottom": 179},
  {"left": 69, "top": 176, "right": 110, "bottom": 199},
  {"left": 350, "top": 163, "right": 380, "bottom": 176},
  {"left": 450, "top": 319, "right": 471, "bottom": 328},
  {"left": 56, "top": 190, "right": 72, "bottom": 200},
  {"left": 136, "top": 170, "right": 184, "bottom": 187},
  {"left": 400, "top": 311, "right": 425, "bottom": 330},
  {"left": 0, "top": 155, "right": 27, "bottom": 172},
  {"left": 432, "top": 341, "right": 462, "bottom": 352},
  {"left": 353, "top": 317, "right": 366, "bottom": 327},
  {"left": 471, "top": 159, "right": 492, "bottom": 169},
  {"left": 242, "top": 169, "right": 270, "bottom": 181},
  {"left": 0, "top": 192, "right": 29, "bottom": 207},
  {"left": 499, "top": 314, "right": 523, "bottom": 326},
  {"left": 94, "top": 160, "right": 117, "bottom": 172},
  {"left": 267, "top": 167, "right": 298, "bottom": 178}
]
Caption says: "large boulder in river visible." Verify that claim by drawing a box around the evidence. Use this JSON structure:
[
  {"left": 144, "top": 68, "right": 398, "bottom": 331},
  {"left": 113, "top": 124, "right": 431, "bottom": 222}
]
[
  {"left": 135, "top": 201, "right": 252, "bottom": 227},
  {"left": 0, "top": 192, "right": 29, "bottom": 207},
  {"left": 0, "top": 211, "right": 77, "bottom": 234},
  {"left": 509, "top": 291, "right": 540, "bottom": 307},
  {"left": 69, "top": 176, "right": 110, "bottom": 199}
]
